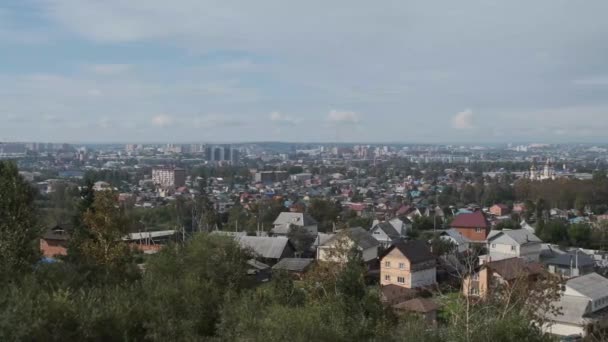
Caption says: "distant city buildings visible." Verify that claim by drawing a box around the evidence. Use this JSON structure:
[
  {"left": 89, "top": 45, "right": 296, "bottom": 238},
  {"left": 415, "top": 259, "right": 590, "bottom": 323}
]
[
  {"left": 205, "top": 145, "right": 240, "bottom": 164},
  {"left": 254, "top": 170, "right": 288, "bottom": 183},
  {"left": 152, "top": 167, "right": 186, "bottom": 187}
]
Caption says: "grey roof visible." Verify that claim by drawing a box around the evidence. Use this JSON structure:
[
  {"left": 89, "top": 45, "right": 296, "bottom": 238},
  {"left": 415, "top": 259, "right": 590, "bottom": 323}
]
[
  {"left": 238, "top": 236, "right": 291, "bottom": 260},
  {"left": 382, "top": 240, "right": 435, "bottom": 264},
  {"left": 346, "top": 227, "right": 380, "bottom": 250},
  {"left": 441, "top": 228, "right": 470, "bottom": 245},
  {"left": 487, "top": 229, "right": 542, "bottom": 246},
  {"left": 545, "top": 251, "right": 595, "bottom": 268},
  {"left": 544, "top": 295, "right": 591, "bottom": 325},
  {"left": 272, "top": 258, "right": 314, "bottom": 272},
  {"left": 273, "top": 212, "right": 318, "bottom": 227},
  {"left": 566, "top": 273, "right": 608, "bottom": 301},
  {"left": 323, "top": 227, "right": 379, "bottom": 250},
  {"left": 373, "top": 221, "right": 400, "bottom": 238},
  {"left": 247, "top": 259, "right": 271, "bottom": 270}
]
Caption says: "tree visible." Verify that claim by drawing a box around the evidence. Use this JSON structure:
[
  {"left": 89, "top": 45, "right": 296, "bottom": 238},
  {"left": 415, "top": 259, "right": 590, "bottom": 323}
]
[
  {"left": 287, "top": 226, "right": 316, "bottom": 256},
  {"left": 226, "top": 204, "right": 250, "bottom": 232},
  {"left": 568, "top": 223, "right": 592, "bottom": 248},
  {"left": 308, "top": 198, "right": 340, "bottom": 232},
  {"left": 494, "top": 219, "right": 521, "bottom": 231},
  {"left": 0, "top": 161, "right": 40, "bottom": 276},
  {"left": 77, "top": 191, "right": 134, "bottom": 278}
]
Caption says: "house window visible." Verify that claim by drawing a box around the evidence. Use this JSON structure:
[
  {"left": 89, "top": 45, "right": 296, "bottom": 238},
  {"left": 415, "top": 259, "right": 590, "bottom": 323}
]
[
  {"left": 511, "top": 246, "right": 516, "bottom": 251},
  {"left": 397, "top": 277, "right": 405, "bottom": 284},
  {"left": 475, "top": 227, "right": 481, "bottom": 233},
  {"left": 399, "top": 263, "right": 405, "bottom": 270},
  {"left": 470, "top": 288, "right": 480, "bottom": 296},
  {"left": 472, "top": 273, "right": 479, "bottom": 281},
  {"left": 384, "top": 261, "right": 391, "bottom": 268},
  {"left": 374, "top": 231, "right": 380, "bottom": 234},
  {"left": 384, "top": 275, "right": 390, "bottom": 281},
  {"left": 491, "top": 244, "right": 496, "bottom": 248}
]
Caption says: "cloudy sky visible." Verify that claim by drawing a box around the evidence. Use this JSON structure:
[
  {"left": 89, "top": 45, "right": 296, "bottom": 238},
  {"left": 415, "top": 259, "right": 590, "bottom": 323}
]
[{"left": 1, "top": 1, "right": 608, "bottom": 143}]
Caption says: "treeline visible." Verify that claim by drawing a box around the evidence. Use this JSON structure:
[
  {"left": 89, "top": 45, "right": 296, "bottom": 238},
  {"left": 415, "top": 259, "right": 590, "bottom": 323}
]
[{"left": 515, "top": 176, "right": 608, "bottom": 211}]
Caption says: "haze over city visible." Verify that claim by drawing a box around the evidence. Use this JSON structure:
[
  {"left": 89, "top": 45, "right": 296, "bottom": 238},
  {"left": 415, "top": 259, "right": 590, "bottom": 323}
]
[{"left": 2, "top": 1, "right": 608, "bottom": 143}]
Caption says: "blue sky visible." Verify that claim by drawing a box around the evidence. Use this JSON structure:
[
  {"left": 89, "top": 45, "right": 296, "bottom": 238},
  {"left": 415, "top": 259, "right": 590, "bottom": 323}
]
[{"left": 1, "top": 0, "right": 608, "bottom": 143}]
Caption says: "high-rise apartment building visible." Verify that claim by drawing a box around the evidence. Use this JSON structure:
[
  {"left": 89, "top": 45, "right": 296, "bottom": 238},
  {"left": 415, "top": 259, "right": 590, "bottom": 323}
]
[{"left": 152, "top": 167, "right": 186, "bottom": 187}]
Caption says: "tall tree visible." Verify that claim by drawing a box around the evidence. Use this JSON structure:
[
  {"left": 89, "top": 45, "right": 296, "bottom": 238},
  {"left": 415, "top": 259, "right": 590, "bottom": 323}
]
[
  {"left": 0, "top": 161, "right": 40, "bottom": 276},
  {"left": 78, "top": 190, "right": 134, "bottom": 278}
]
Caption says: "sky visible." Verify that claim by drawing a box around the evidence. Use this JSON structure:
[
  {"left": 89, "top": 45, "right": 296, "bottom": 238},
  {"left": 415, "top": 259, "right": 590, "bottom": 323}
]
[{"left": 1, "top": 1, "right": 608, "bottom": 143}]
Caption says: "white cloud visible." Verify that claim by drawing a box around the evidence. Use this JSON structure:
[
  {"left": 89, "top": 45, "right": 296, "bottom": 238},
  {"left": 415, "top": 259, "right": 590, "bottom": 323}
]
[
  {"left": 269, "top": 111, "right": 300, "bottom": 125},
  {"left": 151, "top": 114, "right": 174, "bottom": 127},
  {"left": 452, "top": 109, "right": 474, "bottom": 130},
  {"left": 327, "top": 110, "right": 360, "bottom": 124}
]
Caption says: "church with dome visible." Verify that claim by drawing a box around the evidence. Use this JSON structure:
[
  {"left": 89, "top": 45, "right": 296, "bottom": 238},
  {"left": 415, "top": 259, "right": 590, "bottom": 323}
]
[{"left": 527, "top": 159, "right": 556, "bottom": 181}]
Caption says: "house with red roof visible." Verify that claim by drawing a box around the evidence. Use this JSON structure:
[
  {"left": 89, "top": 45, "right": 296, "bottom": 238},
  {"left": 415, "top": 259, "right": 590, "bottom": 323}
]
[{"left": 450, "top": 211, "right": 490, "bottom": 242}]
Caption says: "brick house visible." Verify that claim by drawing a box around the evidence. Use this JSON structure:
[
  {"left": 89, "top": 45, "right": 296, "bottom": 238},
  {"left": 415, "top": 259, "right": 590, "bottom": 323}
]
[
  {"left": 450, "top": 211, "right": 490, "bottom": 242},
  {"left": 489, "top": 204, "right": 510, "bottom": 217},
  {"left": 380, "top": 240, "right": 436, "bottom": 289},
  {"left": 40, "top": 225, "right": 71, "bottom": 258}
]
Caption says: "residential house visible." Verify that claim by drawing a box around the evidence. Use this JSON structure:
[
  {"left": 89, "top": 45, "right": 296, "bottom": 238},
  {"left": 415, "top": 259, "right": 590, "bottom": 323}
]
[
  {"left": 439, "top": 228, "right": 471, "bottom": 254},
  {"left": 463, "top": 257, "right": 544, "bottom": 298},
  {"left": 380, "top": 240, "right": 436, "bottom": 289},
  {"left": 542, "top": 273, "right": 608, "bottom": 338},
  {"left": 237, "top": 236, "right": 295, "bottom": 265},
  {"left": 392, "top": 298, "right": 440, "bottom": 326},
  {"left": 450, "top": 211, "right": 490, "bottom": 242},
  {"left": 271, "top": 212, "right": 318, "bottom": 236},
  {"left": 369, "top": 218, "right": 410, "bottom": 247},
  {"left": 317, "top": 227, "right": 379, "bottom": 263},
  {"left": 380, "top": 285, "right": 419, "bottom": 305},
  {"left": 272, "top": 258, "right": 314, "bottom": 279},
  {"left": 485, "top": 229, "right": 543, "bottom": 263},
  {"left": 490, "top": 204, "right": 510, "bottom": 217},
  {"left": 40, "top": 225, "right": 71, "bottom": 258},
  {"left": 543, "top": 250, "right": 595, "bottom": 279}
]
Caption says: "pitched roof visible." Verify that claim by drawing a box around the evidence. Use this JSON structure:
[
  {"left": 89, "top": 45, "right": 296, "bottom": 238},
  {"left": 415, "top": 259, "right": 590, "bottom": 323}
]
[
  {"left": 441, "top": 228, "right": 470, "bottom": 245},
  {"left": 238, "top": 236, "right": 291, "bottom": 259},
  {"left": 373, "top": 221, "right": 400, "bottom": 238},
  {"left": 393, "top": 298, "right": 440, "bottom": 313},
  {"left": 566, "top": 273, "right": 608, "bottom": 301},
  {"left": 545, "top": 251, "right": 595, "bottom": 268},
  {"left": 543, "top": 295, "right": 590, "bottom": 325},
  {"left": 484, "top": 257, "right": 543, "bottom": 281},
  {"left": 380, "top": 285, "right": 419, "bottom": 303},
  {"left": 42, "top": 225, "right": 71, "bottom": 241},
  {"left": 450, "top": 211, "right": 489, "bottom": 229},
  {"left": 323, "top": 227, "right": 379, "bottom": 250},
  {"left": 272, "top": 258, "right": 314, "bottom": 272},
  {"left": 273, "top": 212, "right": 317, "bottom": 227},
  {"left": 347, "top": 227, "right": 380, "bottom": 250},
  {"left": 382, "top": 240, "right": 435, "bottom": 264},
  {"left": 486, "top": 229, "right": 542, "bottom": 246}
]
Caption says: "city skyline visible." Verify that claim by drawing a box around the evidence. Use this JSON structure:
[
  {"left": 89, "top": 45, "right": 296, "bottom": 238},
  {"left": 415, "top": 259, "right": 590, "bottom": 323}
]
[{"left": 2, "top": 1, "right": 608, "bottom": 143}]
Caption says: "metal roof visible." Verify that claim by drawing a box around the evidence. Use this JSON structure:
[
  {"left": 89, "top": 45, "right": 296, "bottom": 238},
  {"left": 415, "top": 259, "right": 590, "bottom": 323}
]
[
  {"left": 123, "top": 230, "right": 177, "bottom": 241},
  {"left": 566, "top": 273, "right": 608, "bottom": 301},
  {"left": 238, "top": 236, "right": 290, "bottom": 259},
  {"left": 273, "top": 212, "right": 318, "bottom": 227},
  {"left": 487, "top": 229, "right": 542, "bottom": 245},
  {"left": 272, "top": 258, "right": 314, "bottom": 272}
]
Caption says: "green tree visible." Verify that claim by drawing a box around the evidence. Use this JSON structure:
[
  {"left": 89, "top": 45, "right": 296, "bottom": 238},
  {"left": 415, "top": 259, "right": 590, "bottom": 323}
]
[
  {"left": 77, "top": 191, "right": 135, "bottom": 279},
  {"left": 0, "top": 161, "right": 40, "bottom": 277}
]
